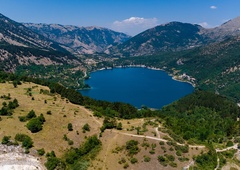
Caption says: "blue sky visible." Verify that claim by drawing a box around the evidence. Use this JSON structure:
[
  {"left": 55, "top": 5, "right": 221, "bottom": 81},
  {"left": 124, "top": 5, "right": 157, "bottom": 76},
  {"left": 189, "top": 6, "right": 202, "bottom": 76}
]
[{"left": 0, "top": 0, "right": 240, "bottom": 35}]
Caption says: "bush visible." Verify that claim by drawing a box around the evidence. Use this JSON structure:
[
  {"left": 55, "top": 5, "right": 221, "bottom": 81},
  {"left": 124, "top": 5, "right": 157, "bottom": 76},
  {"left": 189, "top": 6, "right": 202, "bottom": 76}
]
[
  {"left": 123, "top": 163, "right": 129, "bottom": 169},
  {"left": 18, "top": 116, "right": 27, "bottom": 122},
  {"left": 116, "top": 122, "right": 123, "bottom": 130},
  {"left": 68, "top": 123, "right": 73, "bottom": 131},
  {"left": 15, "top": 134, "right": 33, "bottom": 149},
  {"left": 26, "top": 118, "right": 43, "bottom": 133},
  {"left": 126, "top": 140, "right": 140, "bottom": 156},
  {"left": 37, "top": 148, "right": 45, "bottom": 156},
  {"left": 130, "top": 157, "right": 138, "bottom": 164},
  {"left": 82, "top": 123, "right": 90, "bottom": 132},
  {"left": 226, "top": 141, "right": 234, "bottom": 147},
  {"left": 45, "top": 156, "right": 66, "bottom": 170},
  {"left": 2, "top": 136, "right": 11, "bottom": 145},
  {"left": 159, "top": 141, "right": 165, "bottom": 145},
  {"left": 68, "top": 140, "right": 74, "bottom": 145},
  {"left": 26, "top": 110, "right": 36, "bottom": 119},
  {"left": 144, "top": 156, "right": 151, "bottom": 162}
]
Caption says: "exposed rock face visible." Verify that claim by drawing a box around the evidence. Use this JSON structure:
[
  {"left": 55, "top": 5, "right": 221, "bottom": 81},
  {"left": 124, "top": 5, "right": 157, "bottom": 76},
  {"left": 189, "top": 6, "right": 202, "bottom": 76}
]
[
  {"left": 24, "top": 23, "right": 131, "bottom": 54},
  {"left": 0, "top": 144, "right": 46, "bottom": 170}
]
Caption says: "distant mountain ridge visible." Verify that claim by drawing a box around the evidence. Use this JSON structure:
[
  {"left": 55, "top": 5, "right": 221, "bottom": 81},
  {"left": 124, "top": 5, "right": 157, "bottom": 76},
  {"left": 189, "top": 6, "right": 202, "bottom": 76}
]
[
  {"left": 109, "top": 22, "right": 208, "bottom": 56},
  {"left": 109, "top": 17, "right": 240, "bottom": 57},
  {"left": 24, "top": 23, "right": 131, "bottom": 55},
  {"left": 0, "top": 13, "right": 80, "bottom": 72}
]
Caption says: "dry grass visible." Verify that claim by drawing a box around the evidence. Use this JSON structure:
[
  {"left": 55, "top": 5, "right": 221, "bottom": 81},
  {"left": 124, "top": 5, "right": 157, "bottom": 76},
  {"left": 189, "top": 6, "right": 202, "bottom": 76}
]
[
  {"left": 0, "top": 82, "right": 102, "bottom": 160},
  {"left": 0, "top": 82, "right": 206, "bottom": 169},
  {"left": 90, "top": 119, "right": 206, "bottom": 170}
]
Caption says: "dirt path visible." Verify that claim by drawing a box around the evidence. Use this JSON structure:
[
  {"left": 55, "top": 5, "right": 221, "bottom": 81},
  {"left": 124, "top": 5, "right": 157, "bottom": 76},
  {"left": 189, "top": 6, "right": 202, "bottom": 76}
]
[
  {"left": 102, "top": 133, "right": 119, "bottom": 170},
  {"left": 109, "top": 129, "right": 205, "bottom": 149},
  {"left": 79, "top": 106, "right": 102, "bottom": 126},
  {"left": 216, "top": 143, "right": 238, "bottom": 152},
  {"left": 214, "top": 157, "right": 220, "bottom": 170},
  {"left": 155, "top": 126, "right": 161, "bottom": 139},
  {"left": 183, "top": 160, "right": 194, "bottom": 170}
]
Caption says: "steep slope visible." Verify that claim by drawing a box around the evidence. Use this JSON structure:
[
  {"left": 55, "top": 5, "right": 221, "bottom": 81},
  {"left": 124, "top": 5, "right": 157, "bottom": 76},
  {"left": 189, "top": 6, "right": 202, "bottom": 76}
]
[
  {"left": 0, "top": 13, "right": 80, "bottom": 72},
  {"left": 206, "top": 16, "right": 240, "bottom": 41},
  {"left": 24, "top": 23, "right": 131, "bottom": 54},
  {"left": 110, "top": 17, "right": 240, "bottom": 57},
  {"left": 109, "top": 22, "right": 208, "bottom": 56}
]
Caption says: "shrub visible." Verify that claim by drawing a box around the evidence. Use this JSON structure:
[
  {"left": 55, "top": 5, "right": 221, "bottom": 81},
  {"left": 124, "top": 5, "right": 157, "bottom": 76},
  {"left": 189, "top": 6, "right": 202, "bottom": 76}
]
[
  {"left": 226, "top": 141, "right": 234, "bottom": 147},
  {"left": 68, "top": 123, "right": 73, "bottom": 131},
  {"left": 144, "top": 156, "right": 151, "bottom": 162},
  {"left": 26, "top": 110, "right": 36, "bottom": 119},
  {"left": 123, "top": 163, "right": 129, "bottom": 169},
  {"left": 159, "top": 141, "right": 165, "bottom": 145},
  {"left": 68, "top": 140, "right": 74, "bottom": 145},
  {"left": 26, "top": 118, "right": 43, "bottom": 133},
  {"left": 116, "top": 122, "right": 123, "bottom": 130},
  {"left": 82, "top": 123, "right": 90, "bottom": 132},
  {"left": 15, "top": 134, "right": 33, "bottom": 149},
  {"left": 38, "top": 114, "right": 46, "bottom": 123},
  {"left": 130, "top": 157, "right": 138, "bottom": 164},
  {"left": 37, "top": 148, "right": 45, "bottom": 156},
  {"left": 126, "top": 140, "right": 140, "bottom": 156},
  {"left": 2, "top": 136, "right": 11, "bottom": 145},
  {"left": 18, "top": 116, "right": 27, "bottom": 122}
]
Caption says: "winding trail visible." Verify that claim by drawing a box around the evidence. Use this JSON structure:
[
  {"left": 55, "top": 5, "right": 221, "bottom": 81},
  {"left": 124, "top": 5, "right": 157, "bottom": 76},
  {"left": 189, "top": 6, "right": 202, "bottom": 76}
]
[
  {"left": 79, "top": 106, "right": 102, "bottom": 126},
  {"left": 214, "top": 143, "right": 239, "bottom": 170},
  {"left": 216, "top": 143, "right": 238, "bottom": 152},
  {"left": 107, "top": 129, "right": 205, "bottom": 149},
  {"left": 102, "top": 133, "right": 119, "bottom": 170},
  {"left": 155, "top": 126, "right": 161, "bottom": 139}
]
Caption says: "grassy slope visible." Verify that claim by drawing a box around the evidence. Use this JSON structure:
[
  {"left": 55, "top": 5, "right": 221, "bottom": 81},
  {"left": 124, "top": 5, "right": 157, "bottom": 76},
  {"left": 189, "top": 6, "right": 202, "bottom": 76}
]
[
  {"left": 0, "top": 82, "right": 102, "bottom": 160},
  {"left": 90, "top": 119, "right": 205, "bottom": 170},
  {"left": 0, "top": 82, "right": 207, "bottom": 169}
]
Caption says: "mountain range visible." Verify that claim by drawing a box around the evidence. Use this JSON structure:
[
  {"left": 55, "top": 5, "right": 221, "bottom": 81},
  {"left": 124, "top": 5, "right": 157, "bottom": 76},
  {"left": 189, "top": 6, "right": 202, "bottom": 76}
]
[
  {"left": 1, "top": 12, "right": 240, "bottom": 99},
  {"left": 23, "top": 23, "right": 131, "bottom": 55},
  {"left": 0, "top": 13, "right": 80, "bottom": 72},
  {"left": 109, "top": 16, "right": 240, "bottom": 56}
]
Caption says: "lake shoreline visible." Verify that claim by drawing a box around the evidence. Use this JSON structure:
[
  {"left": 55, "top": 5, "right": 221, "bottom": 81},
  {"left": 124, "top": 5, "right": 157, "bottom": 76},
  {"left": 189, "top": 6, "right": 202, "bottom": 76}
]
[
  {"left": 80, "top": 67, "right": 194, "bottom": 109},
  {"left": 89, "top": 65, "right": 196, "bottom": 88}
]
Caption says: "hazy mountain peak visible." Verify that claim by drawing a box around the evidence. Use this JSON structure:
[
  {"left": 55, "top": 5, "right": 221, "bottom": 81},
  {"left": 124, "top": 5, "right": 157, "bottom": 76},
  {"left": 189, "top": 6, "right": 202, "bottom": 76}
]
[
  {"left": 24, "top": 23, "right": 131, "bottom": 54},
  {"left": 221, "top": 16, "right": 240, "bottom": 28}
]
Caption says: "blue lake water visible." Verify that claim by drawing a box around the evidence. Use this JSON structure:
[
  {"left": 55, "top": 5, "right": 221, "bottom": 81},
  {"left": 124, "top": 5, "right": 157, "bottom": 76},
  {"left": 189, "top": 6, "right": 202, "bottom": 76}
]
[{"left": 80, "top": 67, "right": 194, "bottom": 109}]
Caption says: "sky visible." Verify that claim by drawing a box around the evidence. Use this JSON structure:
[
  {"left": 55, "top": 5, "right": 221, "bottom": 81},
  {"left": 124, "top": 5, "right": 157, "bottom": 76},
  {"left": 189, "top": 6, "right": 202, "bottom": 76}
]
[{"left": 0, "top": 0, "right": 240, "bottom": 36}]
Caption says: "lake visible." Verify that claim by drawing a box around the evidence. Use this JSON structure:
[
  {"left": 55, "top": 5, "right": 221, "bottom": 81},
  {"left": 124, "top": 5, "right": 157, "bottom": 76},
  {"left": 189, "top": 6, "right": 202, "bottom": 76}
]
[{"left": 80, "top": 67, "right": 194, "bottom": 109}]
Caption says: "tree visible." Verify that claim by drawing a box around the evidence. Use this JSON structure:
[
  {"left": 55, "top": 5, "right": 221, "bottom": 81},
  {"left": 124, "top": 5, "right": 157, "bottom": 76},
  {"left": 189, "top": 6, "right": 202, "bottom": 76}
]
[
  {"left": 82, "top": 123, "right": 90, "bottom": 132},
  {"left": 13, "top": 81, "right": 17, "bottom": 88},
  {"left": 2, "top": 136, "right": 11, "bottom": 145},
  {"left": 38, "top": 114, "right": 46, "bottom": 123},
  {"left": 26, "top": 118, "right": 43, "bottom": 133},
  {"left": 26, "top": 110, "right": 36, "bottom": 119},
  {"left": 68, "top": 123, "right": 73, "bottom": 131},
  {"left": 15, "top": 134, "right": 33, "bottom": 149},
  {"left": 37, "top": 148, "right": 45, "bottom": 156},
  {"left": 116, "top": 122, "right": 123, "bottom": 130}
]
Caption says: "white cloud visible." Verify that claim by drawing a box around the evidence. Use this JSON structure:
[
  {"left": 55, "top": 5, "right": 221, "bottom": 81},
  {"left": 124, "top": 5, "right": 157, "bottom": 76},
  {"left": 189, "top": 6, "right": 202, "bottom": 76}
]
[
  {"left": 210, "top": 6, "right": 217, "bottom": 9},
  {"left": 198, "top": 22, "right": 210, "bottom": 28},
  {"left": 111, "top": 17, "right": 159, "bottom": 36}
]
